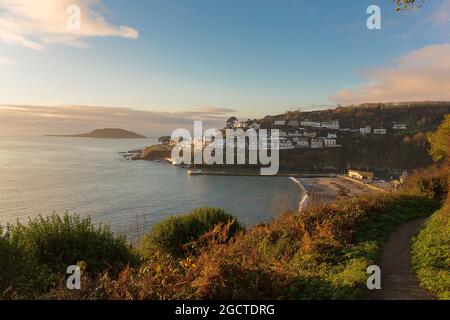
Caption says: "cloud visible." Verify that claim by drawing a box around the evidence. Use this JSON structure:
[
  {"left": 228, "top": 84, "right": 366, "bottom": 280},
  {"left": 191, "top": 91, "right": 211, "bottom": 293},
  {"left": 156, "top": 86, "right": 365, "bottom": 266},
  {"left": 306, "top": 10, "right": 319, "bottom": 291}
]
[
  {"left": 0, "top": 104, "right": 239, "bottom": 136},
  {"left": 0, "top": 0, "right": 139, "bottom": 50},
  {"left": 332, "top": 44, "right": 450, "bottom": 105},
  {"left": 0, "top": 54, "right": 15, "bottom": 65}
]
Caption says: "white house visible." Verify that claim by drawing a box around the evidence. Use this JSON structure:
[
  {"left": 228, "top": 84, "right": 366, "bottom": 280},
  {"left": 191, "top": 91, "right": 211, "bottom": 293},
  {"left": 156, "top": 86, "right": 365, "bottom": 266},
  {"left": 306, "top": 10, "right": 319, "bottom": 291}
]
[
  {"left": 324, "top": 138, "right": 337, "bottom": 147},
  {"left": 274, "top": 120, "right": 286, "bottom": 126},
  {"left": 393, "top": 123, "right": 407, "bottom": 130},
  {"left": 310, "top": 138, "right": 324, "bottom": 149},
  {"left": 373, "top": 128, "right": 387, "bottom": 135},
  {"left": 294, "top": 138, "right": 309, "bottom": 148},
  {"left": 236, "top": 120, "right": 249, "bottom": 129},
  {"left": 327, "top": 133, "right": 337, "bottom": 139},
  {"left": 300, "top": 119, "right": 314, "bottom": 127},
  {"left": 321, "top": 120, "right": 340, "bottom": 130},
  {"left": 303, "top": 132, "right": 317, "bottom": 138},
  {"left": 360, "top": 126, "right": 372, "bottom": 134},
  {"left": 279, "top": 138, "right": 295, "bottom": 150},
  {"left": 312, "top": 122, "right": 322, "bottom": 128}
]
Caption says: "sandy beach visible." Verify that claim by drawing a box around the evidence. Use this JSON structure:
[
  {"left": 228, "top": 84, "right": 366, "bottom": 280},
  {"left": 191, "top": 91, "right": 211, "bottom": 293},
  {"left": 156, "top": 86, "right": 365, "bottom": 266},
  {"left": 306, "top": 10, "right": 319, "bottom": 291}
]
[{"left": 297, "top": 177, "right": 378, "bottom": 206}]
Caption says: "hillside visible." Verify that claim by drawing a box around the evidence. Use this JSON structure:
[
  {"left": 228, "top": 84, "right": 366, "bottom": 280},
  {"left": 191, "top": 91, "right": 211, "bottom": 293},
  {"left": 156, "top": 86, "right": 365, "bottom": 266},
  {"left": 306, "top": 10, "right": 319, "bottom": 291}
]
[
  {"left": 47, "top": 128, "right": 146, "bottom": 139},
  {"left": 260, "top": 102, "right": 450, "bottom": 172}
]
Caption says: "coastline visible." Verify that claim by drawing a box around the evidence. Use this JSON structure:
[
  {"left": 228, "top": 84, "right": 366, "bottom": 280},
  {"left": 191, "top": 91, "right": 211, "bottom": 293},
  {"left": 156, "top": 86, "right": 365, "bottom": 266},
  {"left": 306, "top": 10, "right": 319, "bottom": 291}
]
[
  {"left": 290, "top": 176, "right": 383, "bottom": 212},
  {"left": 289, "top": 177, "right": 311, "bottom": 212}
]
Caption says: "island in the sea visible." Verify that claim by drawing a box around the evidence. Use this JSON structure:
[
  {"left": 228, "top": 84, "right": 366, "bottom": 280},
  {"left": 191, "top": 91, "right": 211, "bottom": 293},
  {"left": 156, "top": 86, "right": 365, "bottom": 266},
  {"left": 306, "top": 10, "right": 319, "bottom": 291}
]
[{"left": 46, "top": 128, "right": 147, "bottom": 139}]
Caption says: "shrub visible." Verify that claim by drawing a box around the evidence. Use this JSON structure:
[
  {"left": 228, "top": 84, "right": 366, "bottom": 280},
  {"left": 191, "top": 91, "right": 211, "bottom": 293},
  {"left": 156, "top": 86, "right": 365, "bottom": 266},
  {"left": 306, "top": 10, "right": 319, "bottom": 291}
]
[
  {"left": 412, "top": 207, "right": 450, "bottom": 299},
  {"left": 403, "top": 164, "right": 449, "bottom": 201},
  {"left": 137, "top": 207, "right": 243, "bottom": 258},
  {"left": 96, "top": 193, "right": 439, "bottom": 300},
  {"left": 0, "top": 226, "right": 53, "bottom": 298},
  {"left": 3, "top": 214, "right": 137, "bottom": 276}
]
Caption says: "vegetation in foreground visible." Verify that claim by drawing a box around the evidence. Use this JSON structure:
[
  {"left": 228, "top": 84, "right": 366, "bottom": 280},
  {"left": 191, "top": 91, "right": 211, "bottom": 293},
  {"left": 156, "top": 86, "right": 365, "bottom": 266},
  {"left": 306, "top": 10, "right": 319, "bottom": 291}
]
[
  {"left": 412, "top": 204, "right": 450, "bottom": 299},
  {"left": 1, "top": 192, "right": 439, "bottom": 300},
  {"left": 410, "top": 115, "right": 450, "bottom": 299},
  {"left": 1, "top": 115, "right": 448, "bottom": 300},
  {"left": 0, "top": 215, "right": 137, "bottom": 299}
]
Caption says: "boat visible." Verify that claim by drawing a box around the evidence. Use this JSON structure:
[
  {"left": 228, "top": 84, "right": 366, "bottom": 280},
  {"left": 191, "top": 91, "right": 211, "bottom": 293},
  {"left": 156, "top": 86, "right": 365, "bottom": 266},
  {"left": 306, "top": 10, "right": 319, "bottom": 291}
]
[{"left": 187, "top": 169, "right": 202, "bottom": 175}]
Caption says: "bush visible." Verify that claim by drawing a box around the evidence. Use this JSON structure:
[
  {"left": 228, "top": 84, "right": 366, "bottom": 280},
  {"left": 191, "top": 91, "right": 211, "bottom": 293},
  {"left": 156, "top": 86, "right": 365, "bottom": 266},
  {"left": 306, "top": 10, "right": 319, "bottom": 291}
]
[
  {"left": 96, "top": 193, "right": 440, "bottom": 300},
  {"left": 137, "top": 208, "right": 243, "bottom": 258},
  {"left": 412, "top": 207, "right": 450, "bottom": 299},
  {"left": 0, "top": 227, "right": 53, "bottom": 298},
  {"left": 3, "top": 214, "right": 137, "bottom": 276},
  {"left": 404, "top": 164, "right": 449, "bottom": 201}
]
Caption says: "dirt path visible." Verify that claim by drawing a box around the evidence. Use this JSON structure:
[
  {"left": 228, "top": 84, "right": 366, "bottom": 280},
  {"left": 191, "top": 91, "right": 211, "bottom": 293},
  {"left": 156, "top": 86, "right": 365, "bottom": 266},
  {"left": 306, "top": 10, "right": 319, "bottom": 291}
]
[{"left": 369, "top": 218, "right": 434, "bottom": 300}]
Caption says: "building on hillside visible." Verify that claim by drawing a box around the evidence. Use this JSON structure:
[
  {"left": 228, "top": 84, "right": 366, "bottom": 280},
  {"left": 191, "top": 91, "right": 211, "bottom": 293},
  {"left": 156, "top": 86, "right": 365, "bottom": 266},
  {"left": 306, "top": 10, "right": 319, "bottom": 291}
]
[
  {"left": 392, "top": 123, "right": 407, "bottom": 130},
  {"left": 303, "top": 132, "right": 317, "bottom": 138},
  {"left": 226, "top": 116, "right": 239, "bottom": 129},
  {"left": 300, "top": 119, "right": 314, "bottom": 127},
  {"left": 324, "top": 138, "right": 338, "bottom": 147},
  {"left": 274, "top": 120, "right": 286, "bottom": 126},
  {"left": 348, "top": 170, "right": 374, "bottom": 181},
  {"left": 294, "top": 138, "right": 309, "bottom": 148},
  {"left": 310, "top": 138, "right": 324, "bottom": 149},
  {"left": 279, "top": 138, "right": 295, "bottom": 150},
  {"left": 321, "top": 120, "right": 340, "bottom": 130},
  {"left": 327, "top": 133, "right": 337, "bottom": 139},
  {"left": 236, "top": 120, "right": 249, "bottom": 129},
  {"left": 373, "top": 128, "right": 387, "bottom": 135},
  {"left": 360, "top": 126, "right": 372, "bottom": 134},
  {"left": 312, "top": 122, "right": 322, "bottom": 128}
]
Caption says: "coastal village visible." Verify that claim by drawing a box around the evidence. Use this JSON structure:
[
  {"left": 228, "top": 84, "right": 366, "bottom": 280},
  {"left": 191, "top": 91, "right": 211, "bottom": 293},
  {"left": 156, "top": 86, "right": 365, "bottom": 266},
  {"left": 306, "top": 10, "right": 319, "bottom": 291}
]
[
  {"left": 156, "top": 115, "right": 407, "bottom": 152},
  {"left": 222, "top": 116, "right": 407, "bottom": 150}
]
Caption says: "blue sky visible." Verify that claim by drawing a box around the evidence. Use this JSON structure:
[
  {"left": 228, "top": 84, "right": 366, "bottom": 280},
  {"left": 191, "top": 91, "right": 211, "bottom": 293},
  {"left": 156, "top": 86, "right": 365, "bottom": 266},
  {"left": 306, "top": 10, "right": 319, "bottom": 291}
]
[{"left": 0, "top": 0, "right": 449, "bottom": 134}]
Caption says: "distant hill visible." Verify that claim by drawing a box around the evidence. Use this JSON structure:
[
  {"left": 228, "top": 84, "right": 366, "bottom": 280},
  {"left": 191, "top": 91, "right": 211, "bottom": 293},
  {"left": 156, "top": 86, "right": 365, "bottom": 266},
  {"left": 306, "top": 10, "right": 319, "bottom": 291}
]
[
  {"left": 47, "top": 128, "right": 146, "bottom": 139},
  {"left": 261, "top": 101, "right": 450, "bottom": 133}
]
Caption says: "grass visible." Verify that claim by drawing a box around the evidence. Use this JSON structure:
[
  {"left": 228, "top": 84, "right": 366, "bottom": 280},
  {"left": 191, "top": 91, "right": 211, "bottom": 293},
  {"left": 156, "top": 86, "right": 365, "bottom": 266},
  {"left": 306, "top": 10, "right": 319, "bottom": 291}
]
[
  {"left": 412, "top": 205, "right": 450, "bottom": 299},
  {"left": 0, "top": 213, "right": 137, "bottom": 298},
  {"left": 0, "top": 189, "right": 444, "bottom": 300},
  {"left": 90, "top": 193, "right": 440, "bottom": 300}
]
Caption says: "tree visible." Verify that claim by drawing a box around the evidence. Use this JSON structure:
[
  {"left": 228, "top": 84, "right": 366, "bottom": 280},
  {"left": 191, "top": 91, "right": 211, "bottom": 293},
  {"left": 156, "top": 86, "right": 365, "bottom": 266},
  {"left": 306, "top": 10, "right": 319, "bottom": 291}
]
[
  {"left": 427, "top": 115, "right": 450, "bottom": 162},
  {"left": 393, "top": 0, "right": 425, "bottom": 11}
]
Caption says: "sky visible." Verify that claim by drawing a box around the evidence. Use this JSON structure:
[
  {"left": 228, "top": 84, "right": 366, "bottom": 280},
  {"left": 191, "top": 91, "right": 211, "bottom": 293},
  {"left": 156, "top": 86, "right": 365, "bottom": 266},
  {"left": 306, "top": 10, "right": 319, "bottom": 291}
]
[{"left": 0, "top": 0, "right": 449, "bottom": 135}]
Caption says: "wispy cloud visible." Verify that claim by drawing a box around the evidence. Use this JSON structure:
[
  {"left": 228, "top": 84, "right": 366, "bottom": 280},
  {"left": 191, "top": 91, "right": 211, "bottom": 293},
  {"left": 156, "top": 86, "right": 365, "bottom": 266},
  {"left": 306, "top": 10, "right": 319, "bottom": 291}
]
[
  {"left": 332, "top": 44, "right": 450, "bottom": 105},
  {"left": 0, "top": 104, "right": 238, "bottom": 136},
  {"left": 0, "top": 0, "right": 138, "bottom": 51}
]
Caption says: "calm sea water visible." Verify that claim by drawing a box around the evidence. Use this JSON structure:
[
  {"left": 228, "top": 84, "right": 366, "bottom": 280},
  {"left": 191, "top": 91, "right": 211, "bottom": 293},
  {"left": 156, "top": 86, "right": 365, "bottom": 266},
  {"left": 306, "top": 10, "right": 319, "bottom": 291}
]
[{"left": 0, "top": 137, "right": 301, "bottom": 238}]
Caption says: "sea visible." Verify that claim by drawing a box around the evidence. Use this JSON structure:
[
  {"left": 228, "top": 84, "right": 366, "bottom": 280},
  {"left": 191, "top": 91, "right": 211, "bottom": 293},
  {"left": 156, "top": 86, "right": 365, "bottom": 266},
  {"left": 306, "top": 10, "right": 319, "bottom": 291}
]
[{"left": 0, "top": 136, "right": 302, "bottom": 239}]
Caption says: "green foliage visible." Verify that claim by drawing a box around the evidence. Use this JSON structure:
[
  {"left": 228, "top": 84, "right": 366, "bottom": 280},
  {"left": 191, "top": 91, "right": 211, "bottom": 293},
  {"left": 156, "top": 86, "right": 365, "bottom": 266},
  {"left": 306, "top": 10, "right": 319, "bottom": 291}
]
[
  {"left": 412, "top": 207, "right": 450, "bottom": 299},
  {"left": 0, "top": 226, "right": 53, "bottom": 298},
  {"left": 97, "top": 194, "right": 439, "bottom": 300},
  {"left": 428, "top": 114, "right": 450, "bottom": 162},
  {"left": 137, "top": 208, "right": 243, "bottom": 258},
  {"left": 0, "top": 214, "right": 137, "bottom": 298},
  {"left": 404, "top": 163, "right": 449, "bottom": 201}
]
